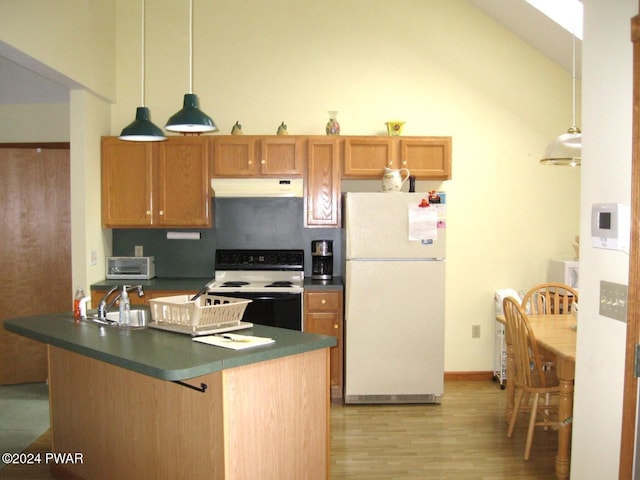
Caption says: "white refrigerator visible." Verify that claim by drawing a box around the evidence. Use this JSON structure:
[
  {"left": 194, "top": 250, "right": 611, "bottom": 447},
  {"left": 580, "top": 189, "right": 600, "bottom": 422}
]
[{"left": 344, "top": 192, "right": 446, "bottom": 404}]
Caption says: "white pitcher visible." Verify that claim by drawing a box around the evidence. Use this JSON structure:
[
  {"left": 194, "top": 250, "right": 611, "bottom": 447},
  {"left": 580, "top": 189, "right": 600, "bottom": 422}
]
[{"left": 382, "top": 167, "right": 411, "bottom": 192}]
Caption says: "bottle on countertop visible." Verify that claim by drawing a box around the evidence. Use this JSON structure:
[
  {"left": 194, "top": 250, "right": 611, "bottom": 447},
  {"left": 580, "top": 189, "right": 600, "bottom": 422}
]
[
  {"left": 119, "top": 286, "right": 130, "bottom": 326},
  {"left": 73, "top": 288, "right": 85, "bottom": 319}
]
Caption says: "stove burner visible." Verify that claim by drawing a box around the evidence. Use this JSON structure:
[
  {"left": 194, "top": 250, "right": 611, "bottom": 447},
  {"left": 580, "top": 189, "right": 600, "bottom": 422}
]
[
  {"left": 265, "top": 281, "right": 294, "bottom": 288},
  {"left": 222, "top": 281, "right": 250, "bottom": 287}
]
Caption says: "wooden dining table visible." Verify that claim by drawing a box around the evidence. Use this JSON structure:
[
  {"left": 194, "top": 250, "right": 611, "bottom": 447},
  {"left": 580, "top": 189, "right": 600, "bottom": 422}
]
[{"left": 496, "top": 313, "right": 577, "bottom": 480}]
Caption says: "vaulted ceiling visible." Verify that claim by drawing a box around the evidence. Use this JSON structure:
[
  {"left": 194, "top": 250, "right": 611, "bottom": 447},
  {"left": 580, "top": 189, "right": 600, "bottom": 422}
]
[{"left": 0, "top": 1, "right": 581, "bottom": 106}]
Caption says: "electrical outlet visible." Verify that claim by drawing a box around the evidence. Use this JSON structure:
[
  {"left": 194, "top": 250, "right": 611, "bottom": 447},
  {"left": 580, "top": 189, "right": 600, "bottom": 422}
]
[
  {"left": 599, "top": 280, "right": 628, "bottom": 322},
  {"left": 90, "top": 250, "right": 97, "bottom": 266},
  {"left": 472, "top": 324, "right": 481, "bottom": 338},
  {"left": 134, "top": 245, "right": 144, "bottom": 257}
]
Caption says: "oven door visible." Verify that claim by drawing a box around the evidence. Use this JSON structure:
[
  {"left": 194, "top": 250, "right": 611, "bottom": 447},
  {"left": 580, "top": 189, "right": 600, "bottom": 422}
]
[{"left": 212, "top": 291, "right": 302, "bottom": 331}]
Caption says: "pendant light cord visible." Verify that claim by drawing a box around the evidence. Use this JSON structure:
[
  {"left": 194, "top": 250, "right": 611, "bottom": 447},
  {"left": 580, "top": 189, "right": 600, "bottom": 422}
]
[
  {"left": 188, "top": 0, "right": 193, "bottom": 94},
  {"left": 571, "top": 31, "right": 577, "bottom": 130},
  {"left": 140, "top": 0, "right": 146, "bottom": 107}
]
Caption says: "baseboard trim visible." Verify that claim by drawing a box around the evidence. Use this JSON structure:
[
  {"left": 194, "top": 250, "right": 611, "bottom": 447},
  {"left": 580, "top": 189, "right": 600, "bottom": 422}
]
[{"left": 444, "top": 371, "right": 495, "bottom": 381}]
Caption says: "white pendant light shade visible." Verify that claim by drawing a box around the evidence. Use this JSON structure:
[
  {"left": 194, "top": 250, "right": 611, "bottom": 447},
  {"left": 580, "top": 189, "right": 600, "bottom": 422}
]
[
  {"left": 165, "top": 0, "right": 217, "bottom": 134},
  {"left": 120, "top": 0, "right": 166, "bottom": 142},
  {"left": 540, "top": 126, "right": 581, "bottom": 166},
  {"left": 540, "top": 22, "right": 581, "bottom": 166}
]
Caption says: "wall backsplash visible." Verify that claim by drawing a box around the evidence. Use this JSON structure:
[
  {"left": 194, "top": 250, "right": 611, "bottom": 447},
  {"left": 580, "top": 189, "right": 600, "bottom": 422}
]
[{"left": 112, "top": 198, "right": 342, "bottom": 278}]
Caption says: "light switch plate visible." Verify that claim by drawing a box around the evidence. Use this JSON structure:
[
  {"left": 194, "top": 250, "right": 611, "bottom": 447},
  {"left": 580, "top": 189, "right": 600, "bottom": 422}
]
[{"left": 599, "top": 280, "right": 628, "bottom": 322}]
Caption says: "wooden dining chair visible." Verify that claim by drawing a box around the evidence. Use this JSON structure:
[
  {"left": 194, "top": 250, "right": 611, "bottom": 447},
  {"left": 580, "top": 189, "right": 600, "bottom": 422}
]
[
  {"left": 503, "top": 296, "right": 560, "bottom": 460},
  {"left": 521, "top": 282, "right": 578, "bottom": 315}
]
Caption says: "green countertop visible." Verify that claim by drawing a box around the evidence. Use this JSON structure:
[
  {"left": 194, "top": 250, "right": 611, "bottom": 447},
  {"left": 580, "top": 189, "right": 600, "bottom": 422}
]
[{"left": 4, "top": 314, "right": 336, "bottom": 381}]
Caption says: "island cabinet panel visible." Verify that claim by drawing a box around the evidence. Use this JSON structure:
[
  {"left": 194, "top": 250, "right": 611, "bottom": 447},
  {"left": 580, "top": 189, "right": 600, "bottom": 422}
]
[
  {"left": 212, "top": 135, "right": 303, "bottom": 177},
  {"left": 342, "top": 136, "right": 452, "bottom": 180},
  {"left": 47, "top": 345, "right": 330, "bottom": 480},
  {"left": 304, "top": 290, "right": 344, "bottom": 399},
  {"left": 101, "top": 136, "right": 211, "bottom": 228},
  {"left": 48, "top": 347, "right": 225, "bottom": 480},
  {"left": 305, "top": 137, "right": 341, "bottom": 227},
  {"left": 223, "top": 349, "right": 330, "bottom": 479}
]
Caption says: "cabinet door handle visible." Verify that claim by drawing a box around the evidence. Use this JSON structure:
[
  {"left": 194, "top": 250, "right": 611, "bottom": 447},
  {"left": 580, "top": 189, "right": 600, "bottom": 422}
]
[
  {"left": 321, "top": 299, "right": 326, "bottom": 304},
  {"left": 334, "top": 324, "right": 338, "bottom": 329},
  {"left": 248, "top": 160, "right": 253, "bottom": 166},
  {"left": 159, "top": 210, "right": 164, "bottom": 216},
  {"left": 145, "top": 210, "right": 151, "bottom": 216},
  {"left": 261, "top": 159, "right": 266, "bottom": 165}
]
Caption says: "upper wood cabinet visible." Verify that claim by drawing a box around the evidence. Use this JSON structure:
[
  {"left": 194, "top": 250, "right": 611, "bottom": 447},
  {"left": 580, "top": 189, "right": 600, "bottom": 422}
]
[
  {"left": 305, "top": 137, "right": 341, "bottom": 227},
  {"left": 398, "top": 137, "right": 452, "bottom": 180},
  {"left": 101, "top": 136, "right": 211, "bottom": 228},
  {"left": 213, "top": 136, "right": 303, "bottom": 177},
  {"left": 342, "top": 136, "right": 452, "bottom": 180}
]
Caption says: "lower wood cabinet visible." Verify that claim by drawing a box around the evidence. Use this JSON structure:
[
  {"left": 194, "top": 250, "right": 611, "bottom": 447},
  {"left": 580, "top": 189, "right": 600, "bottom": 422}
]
[{"left": 304, "top": 290, "right": 344, "bottom": 399}]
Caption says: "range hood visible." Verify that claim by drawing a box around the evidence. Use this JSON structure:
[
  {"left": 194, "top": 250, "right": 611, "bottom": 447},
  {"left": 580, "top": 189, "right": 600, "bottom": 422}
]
[{"left": 210, "top": 178, "right": 304, "bottom": 198}]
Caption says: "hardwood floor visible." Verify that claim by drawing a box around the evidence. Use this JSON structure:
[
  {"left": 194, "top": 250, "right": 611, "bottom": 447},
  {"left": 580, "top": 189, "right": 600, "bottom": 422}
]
[{"left": 0, "top": 381, "right": 558, "bottom": 480}]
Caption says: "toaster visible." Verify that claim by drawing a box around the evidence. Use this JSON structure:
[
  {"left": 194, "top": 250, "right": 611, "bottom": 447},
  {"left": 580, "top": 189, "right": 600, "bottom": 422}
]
[{"left": 106, "top": 257, "right": 156, "bottom": 280}]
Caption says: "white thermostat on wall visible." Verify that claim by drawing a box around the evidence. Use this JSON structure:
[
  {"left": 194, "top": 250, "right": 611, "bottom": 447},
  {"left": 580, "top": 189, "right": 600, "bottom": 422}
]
[{"left": 591, "top": 203, "right": 630, "bottom": 251}]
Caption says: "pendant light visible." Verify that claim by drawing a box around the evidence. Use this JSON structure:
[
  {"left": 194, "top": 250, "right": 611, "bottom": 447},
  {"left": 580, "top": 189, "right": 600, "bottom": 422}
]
[
  {"left": 540, "top": 29, "right": 581, "bottom": 166},
  {"left": 165, "top": 0, "right": 217, "bottom": 133},
  {"left": 119, "top": 0, "right": 166, "bottom": 142}
]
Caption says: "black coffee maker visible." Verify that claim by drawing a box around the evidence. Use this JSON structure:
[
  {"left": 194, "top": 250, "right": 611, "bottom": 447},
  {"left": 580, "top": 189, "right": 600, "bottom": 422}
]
[{"left": 311, "top": 240, "right": 333, "bottom": 280}]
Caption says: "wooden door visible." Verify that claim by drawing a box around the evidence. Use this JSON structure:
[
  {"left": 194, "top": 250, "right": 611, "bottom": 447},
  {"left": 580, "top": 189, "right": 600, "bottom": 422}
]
[
  {"left": 620, "top": 11, "right": 640, "bottom": 479},
  {"left": 0, "top": 145, "right": 71, "bottom": 384},
  {"left": 156, "top": 137, "right": 211, "bottom": 227}
]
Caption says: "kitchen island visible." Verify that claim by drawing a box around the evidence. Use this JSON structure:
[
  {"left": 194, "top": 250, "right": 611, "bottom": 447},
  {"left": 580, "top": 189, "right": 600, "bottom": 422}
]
[{"left": 4, "top": 314, "right": 336, "bottom": 480}]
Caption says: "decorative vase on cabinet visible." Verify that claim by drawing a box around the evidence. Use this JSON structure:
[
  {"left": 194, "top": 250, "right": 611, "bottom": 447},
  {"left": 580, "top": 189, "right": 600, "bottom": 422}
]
[{"left": 326, "top": 111, "right": 340, "bottom": 136}]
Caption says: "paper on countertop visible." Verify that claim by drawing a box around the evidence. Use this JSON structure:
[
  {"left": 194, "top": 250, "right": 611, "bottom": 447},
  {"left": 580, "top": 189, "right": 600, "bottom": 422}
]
[
  {"left": 193, "top": 333, "right": 275, "bottom": 350},
  {"left": 408, "top": 205, "right": 438, "bottom": 242}
]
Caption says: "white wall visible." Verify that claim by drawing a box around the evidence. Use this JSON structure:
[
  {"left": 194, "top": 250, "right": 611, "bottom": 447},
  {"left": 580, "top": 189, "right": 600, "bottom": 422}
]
[
  {"left": 0, "top": 0, "right": 581, "bottom": 372},
  {"left": 114, "top": 0, "right": 581, "bottom": 373},
  {"left": 571, "top": 1, "right": 636, "bottom": 478}
]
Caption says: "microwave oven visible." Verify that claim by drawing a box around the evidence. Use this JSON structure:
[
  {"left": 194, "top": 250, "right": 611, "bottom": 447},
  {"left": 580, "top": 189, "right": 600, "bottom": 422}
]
[
  {"left": 548, "top": 259, "right": 579, "bottom": 289},
  {"left": 106, "top": 256, "right": 155, "bottom": 280}
]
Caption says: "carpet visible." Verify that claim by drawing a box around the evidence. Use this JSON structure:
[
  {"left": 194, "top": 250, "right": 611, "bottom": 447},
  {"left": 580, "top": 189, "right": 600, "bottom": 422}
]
[{"left": 0, "top": 383, "right": 49, "bottom": 468}]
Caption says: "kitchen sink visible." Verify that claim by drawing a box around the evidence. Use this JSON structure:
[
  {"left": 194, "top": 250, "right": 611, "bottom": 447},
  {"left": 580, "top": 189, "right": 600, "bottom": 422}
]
[{"left": 85, "top": 306, "right": 151, "bottom": 329}]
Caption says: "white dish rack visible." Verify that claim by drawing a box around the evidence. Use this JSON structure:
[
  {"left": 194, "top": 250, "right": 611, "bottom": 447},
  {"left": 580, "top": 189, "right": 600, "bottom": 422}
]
[{"left": 148, "top": 294, "right": 253, "bottom": 336}]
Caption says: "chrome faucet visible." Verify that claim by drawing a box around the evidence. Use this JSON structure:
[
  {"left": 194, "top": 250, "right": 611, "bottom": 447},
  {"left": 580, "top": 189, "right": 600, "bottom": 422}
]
[{"left": 97, "top": 285, "right": 144, "bottom": 320}]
